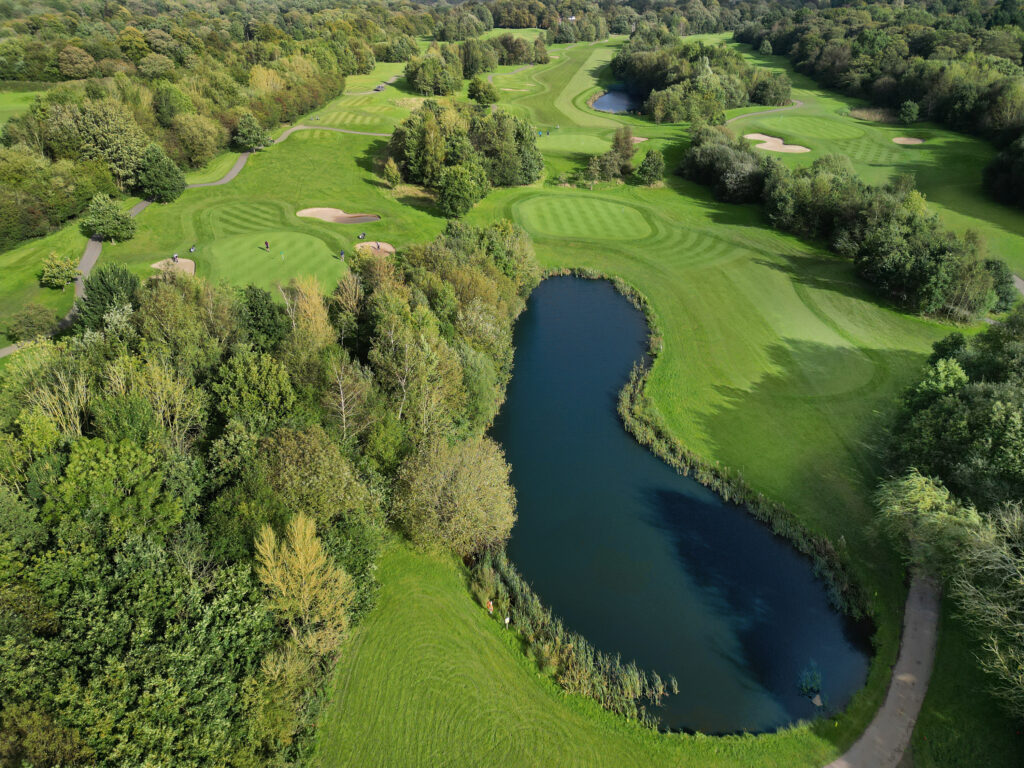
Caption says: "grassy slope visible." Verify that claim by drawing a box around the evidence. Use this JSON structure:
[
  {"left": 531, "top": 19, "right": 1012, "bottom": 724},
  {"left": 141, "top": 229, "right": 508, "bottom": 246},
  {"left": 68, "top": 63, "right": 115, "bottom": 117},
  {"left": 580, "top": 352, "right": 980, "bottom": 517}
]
[{"left": 314, "top": 543, "right": 848, "bottom": 768}]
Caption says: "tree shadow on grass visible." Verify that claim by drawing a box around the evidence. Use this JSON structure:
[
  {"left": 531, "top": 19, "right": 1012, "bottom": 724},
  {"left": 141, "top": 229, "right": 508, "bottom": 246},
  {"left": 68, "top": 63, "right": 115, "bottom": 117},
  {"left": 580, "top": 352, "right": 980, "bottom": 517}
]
[
  {"left": 356, "top": 139, "right": 388, "bottom": 175},
  {"left": 696, "top": 338, "right": 930, "bottom": 535},
  {"left": 751, "top": 252, "right": 888, "bottom": 307}
]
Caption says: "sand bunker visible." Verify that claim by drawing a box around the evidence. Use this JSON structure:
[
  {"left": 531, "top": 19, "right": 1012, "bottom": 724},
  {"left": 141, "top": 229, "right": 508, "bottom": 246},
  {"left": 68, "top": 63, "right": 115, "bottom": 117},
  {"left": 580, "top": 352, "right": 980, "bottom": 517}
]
[
  {"left": 355, "top": 241, "right": 396, "bottom": 257},
  {"left": 297, "top": 207, "right": 381, "bottom": 224},
  {"left": 893, "top": 137, "right": 924, "bottom": 145},
  {"left": 501, "top": 88, "right": 529, "bottom": 92},
  {"left": 630, "top": 136, "right": 648, "bottom": 144},
  {"left": 151, "top": 258, "right": 196, "bottom": 275},
  {"left": 744, "top": 133, "right": 811, "bottom": 153}
]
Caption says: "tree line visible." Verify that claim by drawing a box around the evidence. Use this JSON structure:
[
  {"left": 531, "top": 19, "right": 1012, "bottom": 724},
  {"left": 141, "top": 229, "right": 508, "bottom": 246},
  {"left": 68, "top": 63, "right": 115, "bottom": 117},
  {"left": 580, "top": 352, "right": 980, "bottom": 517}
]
[
  {"left": 878, "top": 307, "right": 1024, "bottom": 722},
  {"left": 612, "top": 26, "right": 791, "bottom": 123},
  {"left": 0, "top": 218, "right": 540, "bottom": 766},
  {"left": 682, "top": 124, "right": 1015, "bottom": 321}
]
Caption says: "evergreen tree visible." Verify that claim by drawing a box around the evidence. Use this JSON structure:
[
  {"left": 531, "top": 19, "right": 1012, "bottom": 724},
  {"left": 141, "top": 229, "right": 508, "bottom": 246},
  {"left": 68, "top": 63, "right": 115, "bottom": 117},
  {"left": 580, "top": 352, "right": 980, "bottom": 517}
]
[{"left": 136, "top": 143, "right": 186, "bottom": 203}]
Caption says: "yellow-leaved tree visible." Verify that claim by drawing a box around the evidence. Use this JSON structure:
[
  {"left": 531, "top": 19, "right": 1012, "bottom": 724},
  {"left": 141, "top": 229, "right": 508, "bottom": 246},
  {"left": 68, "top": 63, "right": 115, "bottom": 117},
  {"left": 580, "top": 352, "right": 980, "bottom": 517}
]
[{"left": 255, "top": 513, "right": 354, "bottom": 658}]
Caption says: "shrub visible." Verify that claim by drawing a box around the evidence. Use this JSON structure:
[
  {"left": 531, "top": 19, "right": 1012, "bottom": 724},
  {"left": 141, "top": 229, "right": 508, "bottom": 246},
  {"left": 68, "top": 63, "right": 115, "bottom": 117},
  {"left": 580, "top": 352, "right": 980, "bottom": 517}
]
[
  {"left": 635, "top": 148, "right": 665, "bottom": 185},
  {"left": 79, "top": 193, "right": 136, "bottom": 241},
  {"left": 899, "top": 100, "right": 920, "bottom": 125},
  {"left": 436, "top": 162, "right": 490, "bottom": 218},
  {"left": 39, "top": 251, "right": 79, "bottom": 290},
  {"left": 172, "top": 113, "right": 226, "bottom": 168},
  {"left": 7, "top": 303, "right": 56, "bottom": 341},
  {"left": 232, "top": 111, "right": 271, "bottom": 152},
  {"left": 468, "top": 76, "right": 498, "bottom": 106},
  {"left": 383, "top": 156, "right": 401, "bottom": 188},
  {"left": 395, "top": 436, "right": 515, "bottom": 556}
]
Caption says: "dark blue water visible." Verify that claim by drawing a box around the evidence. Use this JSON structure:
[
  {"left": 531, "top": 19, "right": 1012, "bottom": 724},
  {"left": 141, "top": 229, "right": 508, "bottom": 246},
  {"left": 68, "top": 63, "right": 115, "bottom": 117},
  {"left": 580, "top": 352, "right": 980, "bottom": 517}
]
[
  {"left": 592, "top": 86, "right": 640, "bottom": 113},
  {"left": 492, "top": 277, "right": 871, "bottom": 734}
]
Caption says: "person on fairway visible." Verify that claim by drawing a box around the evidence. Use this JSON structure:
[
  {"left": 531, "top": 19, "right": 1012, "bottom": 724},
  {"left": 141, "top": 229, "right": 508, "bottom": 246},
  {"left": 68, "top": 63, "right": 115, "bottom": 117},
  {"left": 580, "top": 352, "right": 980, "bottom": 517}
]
[
  {"left": 172, "top": 252, "right": 178, "bottom": 263},
  {"left": 264, "top": 240, "right": 269, "bottom": 251}
]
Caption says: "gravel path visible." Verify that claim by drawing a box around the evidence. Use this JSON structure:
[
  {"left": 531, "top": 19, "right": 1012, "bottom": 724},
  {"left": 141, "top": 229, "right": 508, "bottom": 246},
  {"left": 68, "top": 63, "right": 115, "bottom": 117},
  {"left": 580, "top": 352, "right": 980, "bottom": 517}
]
[{"left": 824, "top": 574, "right": 940, "bottom": 768}]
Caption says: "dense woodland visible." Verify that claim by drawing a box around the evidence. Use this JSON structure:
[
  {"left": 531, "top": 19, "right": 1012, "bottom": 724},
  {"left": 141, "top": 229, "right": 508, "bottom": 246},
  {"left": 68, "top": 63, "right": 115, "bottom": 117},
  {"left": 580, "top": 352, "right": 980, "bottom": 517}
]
[
  {"left": 682, "top": 122, "right": 1016, "bottom": 320},
  {"left": 0, "top": 219, "right": 539, "bottom": 766},
  {"left": 0, "top": 0, "right": 435, "bottom": 251},
  {"left": 386, "top": 100, "right": 543, "bottom": 216},
  {"left": 612, "top": 27, "right": 791, "bottom": 122},
  {"left": 878, "top": 310, "right": 1024, "bottom": 721}
]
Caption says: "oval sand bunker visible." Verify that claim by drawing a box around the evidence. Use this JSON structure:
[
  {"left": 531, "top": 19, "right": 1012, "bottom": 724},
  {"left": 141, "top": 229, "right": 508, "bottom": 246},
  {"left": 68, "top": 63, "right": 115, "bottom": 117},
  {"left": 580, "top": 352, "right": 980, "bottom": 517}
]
[
  {"left": 297, "top": 207, "right": 381, "bottom": 224},
  {"left": 151, "top": 257, "right": 196, "bottom": 275},
  {"left": 744, "top": 133, "right": 811, "bottom": 153},
  {"left": 892, "top": 137, "right": 924, "bottom": 145}
]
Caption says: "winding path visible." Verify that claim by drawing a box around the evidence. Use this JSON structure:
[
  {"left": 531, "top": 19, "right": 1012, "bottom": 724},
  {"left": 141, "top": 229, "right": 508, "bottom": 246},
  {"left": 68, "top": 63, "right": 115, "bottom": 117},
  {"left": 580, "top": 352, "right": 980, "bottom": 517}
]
[{"left": 825, "top": 575, "right": 940, "bottom": 768}]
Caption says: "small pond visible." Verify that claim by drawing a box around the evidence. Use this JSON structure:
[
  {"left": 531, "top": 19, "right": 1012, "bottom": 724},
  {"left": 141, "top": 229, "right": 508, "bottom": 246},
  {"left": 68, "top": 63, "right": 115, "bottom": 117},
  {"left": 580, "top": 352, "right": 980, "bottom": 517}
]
[
  {"left": 592, "top": 85, "right": 641, "bottom": 114},
  {"left": 491, "top": 277, "right": 871, "bottom": 734}
]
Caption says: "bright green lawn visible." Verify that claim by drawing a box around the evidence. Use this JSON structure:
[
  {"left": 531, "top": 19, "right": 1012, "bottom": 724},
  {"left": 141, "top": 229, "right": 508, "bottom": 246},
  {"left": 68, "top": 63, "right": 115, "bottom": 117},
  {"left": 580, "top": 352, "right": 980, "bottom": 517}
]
[
  {"left": 184, "top": 151, "right": 240, "bottom": 185},
  {"left": 0, "top": 224, "right": 86, "bottom": 345},
  {"left": 0, "top": 89, "right": 41, "bottom": 124}
]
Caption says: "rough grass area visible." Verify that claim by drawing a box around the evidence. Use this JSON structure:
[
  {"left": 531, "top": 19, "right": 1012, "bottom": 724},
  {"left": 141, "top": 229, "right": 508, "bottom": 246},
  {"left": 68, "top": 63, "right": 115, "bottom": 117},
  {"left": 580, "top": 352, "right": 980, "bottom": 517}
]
[{"left": 0, "top": 89, "right": 41, "bottom": 125}]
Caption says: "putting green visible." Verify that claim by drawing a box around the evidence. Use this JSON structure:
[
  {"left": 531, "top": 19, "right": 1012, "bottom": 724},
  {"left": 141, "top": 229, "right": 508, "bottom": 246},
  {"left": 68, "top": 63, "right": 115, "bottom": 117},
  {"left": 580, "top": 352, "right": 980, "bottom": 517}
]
[
  {"left": 756, "top": 114, "right": 865, "bottom": 141},
  {"left": 197, "top": 230, "right": 343, "bottom": 292},
  {"left": 514, "top": 195, "right": 651, "bottom": 240}
]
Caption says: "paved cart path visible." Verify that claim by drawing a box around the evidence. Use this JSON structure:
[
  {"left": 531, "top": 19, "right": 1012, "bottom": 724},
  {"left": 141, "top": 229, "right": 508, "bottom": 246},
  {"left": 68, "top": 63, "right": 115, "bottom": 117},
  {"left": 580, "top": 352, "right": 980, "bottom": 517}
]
[{"left": 824, "top": 574, "right": 940, "bottom": 768}]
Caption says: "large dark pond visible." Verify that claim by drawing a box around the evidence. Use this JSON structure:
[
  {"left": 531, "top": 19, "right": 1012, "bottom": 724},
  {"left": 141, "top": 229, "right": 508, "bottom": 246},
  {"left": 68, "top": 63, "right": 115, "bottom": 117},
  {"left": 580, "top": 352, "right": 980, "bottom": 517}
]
[
  {"left": 491, "top": 277, "right": 871, "bottom": 734},
  {"left": 592, "top": 85, "right": 641, "bottom": 113}
]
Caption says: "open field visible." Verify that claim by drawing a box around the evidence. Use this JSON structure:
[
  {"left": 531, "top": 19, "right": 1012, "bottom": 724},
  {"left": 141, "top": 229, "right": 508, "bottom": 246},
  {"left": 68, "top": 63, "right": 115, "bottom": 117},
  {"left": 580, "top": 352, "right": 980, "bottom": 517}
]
[{"left": 1, "top": 38, "right": 1021, "bottom": 766}]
